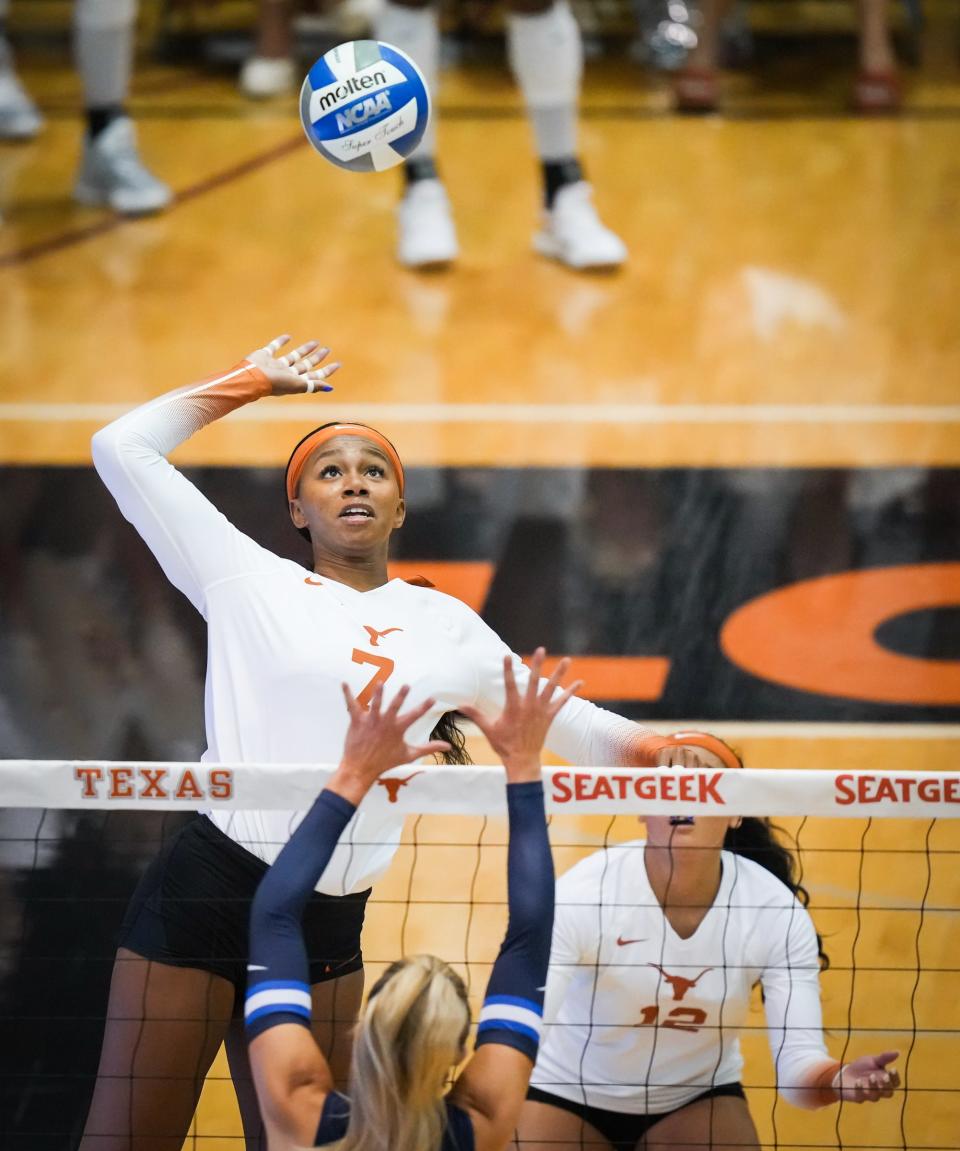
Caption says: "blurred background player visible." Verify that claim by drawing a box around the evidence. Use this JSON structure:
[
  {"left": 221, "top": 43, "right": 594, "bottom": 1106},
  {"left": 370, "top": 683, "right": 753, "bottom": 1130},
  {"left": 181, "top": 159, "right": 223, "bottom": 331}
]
[
  {"left": 240, "top": 0, "right": 298, "bottom": 97},
  {"left": 374, "top": 0, "right": 626, "bottom": 269},
  {"left": 240, "top": 0, "right": 626, "bottom": 269},
  {"left": 674, "top": 0, "right": 902, "bottom": 112},
  {"left": 0, "top": 0, "right": 170, "bottom": 215}
]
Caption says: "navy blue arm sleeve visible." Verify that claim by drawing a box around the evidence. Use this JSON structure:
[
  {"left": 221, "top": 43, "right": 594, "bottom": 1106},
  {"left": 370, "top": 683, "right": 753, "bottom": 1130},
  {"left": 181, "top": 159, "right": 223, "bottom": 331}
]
[
  {"left": 475, "top": 780, "right": 555, "bottom": 1061},
  {"left": 244, "top": 789, "right": 356, "bottom": 1040}
]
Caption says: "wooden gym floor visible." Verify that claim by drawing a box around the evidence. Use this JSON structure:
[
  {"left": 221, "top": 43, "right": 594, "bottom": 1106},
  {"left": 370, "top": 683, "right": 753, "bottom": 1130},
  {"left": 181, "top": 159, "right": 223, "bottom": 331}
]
[{"left": 1, "top": 10, "right": 958, "bottom": 1150}]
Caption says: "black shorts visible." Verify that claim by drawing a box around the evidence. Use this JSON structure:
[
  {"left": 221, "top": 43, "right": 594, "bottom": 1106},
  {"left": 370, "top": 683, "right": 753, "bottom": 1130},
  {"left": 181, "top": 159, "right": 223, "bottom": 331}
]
[
  {"left": 525, "top": 1083, "right": 747, "bottom": 1151},
  {"left": 118, "top": 815, "right": 369, "bottom": 999}
]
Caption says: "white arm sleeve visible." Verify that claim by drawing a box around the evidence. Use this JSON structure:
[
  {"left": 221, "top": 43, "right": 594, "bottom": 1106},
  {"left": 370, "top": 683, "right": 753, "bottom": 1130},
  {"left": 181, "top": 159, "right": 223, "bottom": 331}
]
[
  {"left": 91, "top": 363, "right": 279, "bottom": 616},
  {"left": 465, "top": 609, "right": 658, "bottom": 765},
  {"left": 762, "top": 903, "right": 838, "bottom": 1109}
]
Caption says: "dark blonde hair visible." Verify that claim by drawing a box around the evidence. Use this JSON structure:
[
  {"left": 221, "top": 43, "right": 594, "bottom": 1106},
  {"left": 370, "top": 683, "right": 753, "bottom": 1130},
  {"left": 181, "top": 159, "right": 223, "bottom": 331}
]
[{"left": 329, "top": 955, "right": 470, "bottom": 1151}]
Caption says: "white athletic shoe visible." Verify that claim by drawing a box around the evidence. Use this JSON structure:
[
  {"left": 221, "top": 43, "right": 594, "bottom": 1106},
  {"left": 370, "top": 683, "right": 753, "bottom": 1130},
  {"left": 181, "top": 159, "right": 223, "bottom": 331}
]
[
  {"left": 73, "top": 116, "right": 172, "bottom": 216},
  {"left": 0, "top": 67, "right": 43, "bottom": 139},
  {"left": 240, "top": 55, "right": 295, "bottom": 99},
  {"left": 534, "top": 181, "right": 627, "bottom": 269},
  {"left": 396, "top": 178, "right": 459, "bottom": 268}
]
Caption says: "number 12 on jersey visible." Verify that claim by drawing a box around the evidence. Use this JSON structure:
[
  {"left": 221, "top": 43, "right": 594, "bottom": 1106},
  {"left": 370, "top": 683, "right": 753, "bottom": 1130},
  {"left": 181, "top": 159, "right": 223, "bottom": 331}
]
[{"left": 635, "top": 1006, "right": 707, "bottom": 1033}]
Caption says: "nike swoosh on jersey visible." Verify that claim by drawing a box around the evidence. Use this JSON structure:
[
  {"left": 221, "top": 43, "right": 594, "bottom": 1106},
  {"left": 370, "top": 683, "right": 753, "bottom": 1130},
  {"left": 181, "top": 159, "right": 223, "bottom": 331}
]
[
  {"left": 247, "top": 964, "right": 269, "bottom": 971},
  {"left": 616, "top": 936, "right": 647, "bottom": 947}
]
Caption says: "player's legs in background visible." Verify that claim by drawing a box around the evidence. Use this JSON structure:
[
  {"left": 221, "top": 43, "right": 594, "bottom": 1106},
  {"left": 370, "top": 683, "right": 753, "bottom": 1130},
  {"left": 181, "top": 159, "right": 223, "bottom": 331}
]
[
  {"left": 72, "top": 0, "right": 172, "bottom": 215},
  {"left": 374, "top": 0, "right": 458, "bottom": 268},
  {"left": 507, "top": 0, "right": 625, "bottom": 269},
  {"left": 639, "top": 1094, "right": 761, "bottom": 1151},
  {"left": 240, "top": 0, "right": 296, "bottom": 99},
  {"left": 0, "top": 0, "right": 44, "bottom": 139},
  {"left": 854, "top": 0, "right": 900, "bottom": 111},
  {"left": 225, "top": 969, "right": 365, "bottom": 1151},
  {"left": 515, "top": 1099, "right": 615, "bottom": 1151},
  {"left": 79, "top": 947, "right": 235, "bottom": 1151},
  {"left": 672, "top": 0, "right": 729, "bottom": 111}
]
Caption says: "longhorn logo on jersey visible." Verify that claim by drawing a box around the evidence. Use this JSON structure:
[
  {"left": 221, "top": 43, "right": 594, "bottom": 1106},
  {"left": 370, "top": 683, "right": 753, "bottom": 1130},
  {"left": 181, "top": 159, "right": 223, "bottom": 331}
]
[
  {"left": 363, "top": 625, "right": 403, "bottom": 647},
  {"left": 648, "top": 963, "right": 714, "bottom": 1001},
  {"left": 377, "top": 771, "right": 423, "bottom": 803}
]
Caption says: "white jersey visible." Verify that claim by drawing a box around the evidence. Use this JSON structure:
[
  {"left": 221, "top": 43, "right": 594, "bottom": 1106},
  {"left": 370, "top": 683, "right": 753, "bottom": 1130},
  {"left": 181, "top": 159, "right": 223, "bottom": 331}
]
[
  {"left": 91, "top": 362, "right": 653, "bottom": 895},
  {"left": 531, "top": 839, "right": 835, "bottom": 1113}
]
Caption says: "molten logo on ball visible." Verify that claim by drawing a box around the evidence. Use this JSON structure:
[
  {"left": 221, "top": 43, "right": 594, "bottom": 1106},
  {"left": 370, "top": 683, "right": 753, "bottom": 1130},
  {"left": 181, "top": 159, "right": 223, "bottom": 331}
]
[
  {"left": 300, "top": 40, "right": 431, "bottom": 173},
  {"left": 316, "top": 70, "right": 388, "bottom": 113}
]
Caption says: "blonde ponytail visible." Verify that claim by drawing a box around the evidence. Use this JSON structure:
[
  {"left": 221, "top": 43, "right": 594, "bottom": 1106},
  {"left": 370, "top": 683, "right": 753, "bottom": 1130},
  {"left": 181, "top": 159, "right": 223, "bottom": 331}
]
[{"left": 330, "top": 955, "right": 470, "bottom": 1151}]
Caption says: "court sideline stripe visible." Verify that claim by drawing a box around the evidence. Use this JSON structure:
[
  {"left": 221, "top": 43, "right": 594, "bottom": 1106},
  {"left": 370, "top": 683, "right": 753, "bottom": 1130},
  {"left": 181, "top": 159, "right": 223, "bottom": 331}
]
[
  {"left": 0, "top": 132, "right": 306, "bottom": 271},
  {"left": 2, "top": 402, "right": 958, "bottom": 425}
]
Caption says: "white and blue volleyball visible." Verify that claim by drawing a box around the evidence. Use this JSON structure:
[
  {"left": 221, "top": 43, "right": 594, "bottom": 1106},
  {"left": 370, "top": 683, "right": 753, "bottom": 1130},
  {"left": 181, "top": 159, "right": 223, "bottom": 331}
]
[{"left": 300, "top": 40, "right": 430, "bottom": 173}]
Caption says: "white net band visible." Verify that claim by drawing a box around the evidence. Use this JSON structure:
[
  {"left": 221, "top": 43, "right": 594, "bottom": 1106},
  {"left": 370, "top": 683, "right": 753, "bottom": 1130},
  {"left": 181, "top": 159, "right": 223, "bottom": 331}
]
[{"left": 1, "top": 761, "right": 958, "bottom": 816}]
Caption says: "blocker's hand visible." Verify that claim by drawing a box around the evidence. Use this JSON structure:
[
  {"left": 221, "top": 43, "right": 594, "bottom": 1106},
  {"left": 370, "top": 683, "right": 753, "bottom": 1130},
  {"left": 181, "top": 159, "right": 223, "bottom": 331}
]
[
  {"left": 833, "top": 1052, "right": 900, "bottom": 1103},
  {"left": 460, "top": 648, "right": 582, "bottom": 784},
  {"left": 245, "top": 334, "right": 340, "bottom": 396},
  {"left": 328, "top": 684, "right": 451, "bottom": 806}
]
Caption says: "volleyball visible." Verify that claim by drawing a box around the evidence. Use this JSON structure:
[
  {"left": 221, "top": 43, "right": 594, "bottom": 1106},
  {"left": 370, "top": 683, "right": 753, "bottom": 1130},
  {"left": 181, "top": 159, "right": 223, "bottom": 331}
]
[{"left": 299, "top": 40, "right": 430, "bottom": 173}]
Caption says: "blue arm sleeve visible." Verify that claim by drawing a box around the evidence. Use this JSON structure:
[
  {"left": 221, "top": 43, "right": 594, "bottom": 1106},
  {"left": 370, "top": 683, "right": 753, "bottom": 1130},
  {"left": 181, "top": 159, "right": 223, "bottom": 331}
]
[
  {"left": 245, "top": 789, "right": 356, "bottom": 1041},
  {"left": 475, "top": 781, "right": 554, "bottom": 1061}
]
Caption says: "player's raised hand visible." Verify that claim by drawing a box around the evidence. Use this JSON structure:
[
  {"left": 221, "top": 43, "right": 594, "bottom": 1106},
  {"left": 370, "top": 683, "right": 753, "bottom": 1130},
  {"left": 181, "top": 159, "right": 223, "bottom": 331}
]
[
  {"left": 459, "top": 648, "right": 582, "bottom": 783},
  {"left": 328, "top": 683, "right": 450, "bottom": 806},
  {"left": 245, "top": 334, "right": 340, "bottom": 396},
  {"left": 833, "top": 1052, "right": 900, "bottom": 1103}
]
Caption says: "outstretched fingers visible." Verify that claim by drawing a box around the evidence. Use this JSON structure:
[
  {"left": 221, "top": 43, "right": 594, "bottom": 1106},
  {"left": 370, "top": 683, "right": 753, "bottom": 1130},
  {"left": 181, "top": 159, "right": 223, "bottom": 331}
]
[
  {"left": 456, "top": 703, "right": 490, "bottom": 739},
  {"left": 287, "top": 342, "right": 339, "bottom": 394},
  {"left": 280, "top": 338, "right": 319, "bottom": 366},
  {"left": 540, "top": 654, "right": 573, "bottom": 702},
  {"left": 502, "top": 654, "right": 520, "bottom": 705},
  {"left": 525, "top": 647, "right": 546, "bottom": 701},
  {"left": 548, "top": 677, "right": 584, "bottom": 718},
  {"left": 341, "top": 682, "right": 362, "bottom": 721},
  {"left": 263, "top": 333, "right": 292, "bottom": 356},
  {"left": 368, "top": 683, "right": 384, "bottom": 716},
  {"left": 384, "top": 683, "right": 411, "bottom": 718},
  {"left": 395, "top": 694, "right": 437, "bottom": 730},
  {"left": 291, "top": 345, "right": 330, "bottom": 373},
  {"left": 253, "top": 335, "right": 339, "bottom": 394}
]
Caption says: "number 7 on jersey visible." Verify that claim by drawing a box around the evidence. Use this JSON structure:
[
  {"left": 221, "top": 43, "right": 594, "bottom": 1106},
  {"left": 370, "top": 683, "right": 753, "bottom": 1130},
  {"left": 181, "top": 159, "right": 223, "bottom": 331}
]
[{"left": 351, "top": 648, "right": 395, "bottom": 709}]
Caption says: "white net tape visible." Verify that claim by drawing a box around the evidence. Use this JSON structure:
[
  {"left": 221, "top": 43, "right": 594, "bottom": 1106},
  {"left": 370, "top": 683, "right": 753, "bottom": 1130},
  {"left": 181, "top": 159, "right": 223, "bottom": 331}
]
[{"left": 1, "top": 762, "right": 958, "bottom": 816}]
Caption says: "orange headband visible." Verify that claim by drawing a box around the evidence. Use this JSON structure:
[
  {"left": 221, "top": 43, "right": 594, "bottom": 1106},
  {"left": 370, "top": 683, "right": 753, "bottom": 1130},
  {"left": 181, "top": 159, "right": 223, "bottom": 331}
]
[
  {"left": 646, "top": 732, "right": 743, "bottom": 772},
  {"left": 285, "top": 424, "right": 405, "bottom": 502}
]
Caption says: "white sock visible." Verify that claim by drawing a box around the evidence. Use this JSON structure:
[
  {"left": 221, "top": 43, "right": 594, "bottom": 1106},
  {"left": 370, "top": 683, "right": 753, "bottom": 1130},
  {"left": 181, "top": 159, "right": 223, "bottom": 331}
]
[
  {"left": 374, "top": 1, "right": 439, "bottom": 158},
  {"left": 74, "top": 0, "right": 136, "bottom": 108},
  {"left": 507, "top": 1, "right": 582, "bottom": 160}
]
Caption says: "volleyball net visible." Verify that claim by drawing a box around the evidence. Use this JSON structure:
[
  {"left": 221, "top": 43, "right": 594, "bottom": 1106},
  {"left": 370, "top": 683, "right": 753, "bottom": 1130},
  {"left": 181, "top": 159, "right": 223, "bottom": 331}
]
[{"left": 0, "top": 762, "right": 957, "bottom": 1151}]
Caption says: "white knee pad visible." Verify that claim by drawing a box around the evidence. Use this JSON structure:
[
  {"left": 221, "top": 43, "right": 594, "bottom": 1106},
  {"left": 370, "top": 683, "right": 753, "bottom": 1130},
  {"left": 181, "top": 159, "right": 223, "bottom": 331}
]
[
  {"left": 507, "top": 0, "right": 582, "bottom": 108},
  {"left": 75, "top": 0, "right": 136, "bottom": 32}
]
